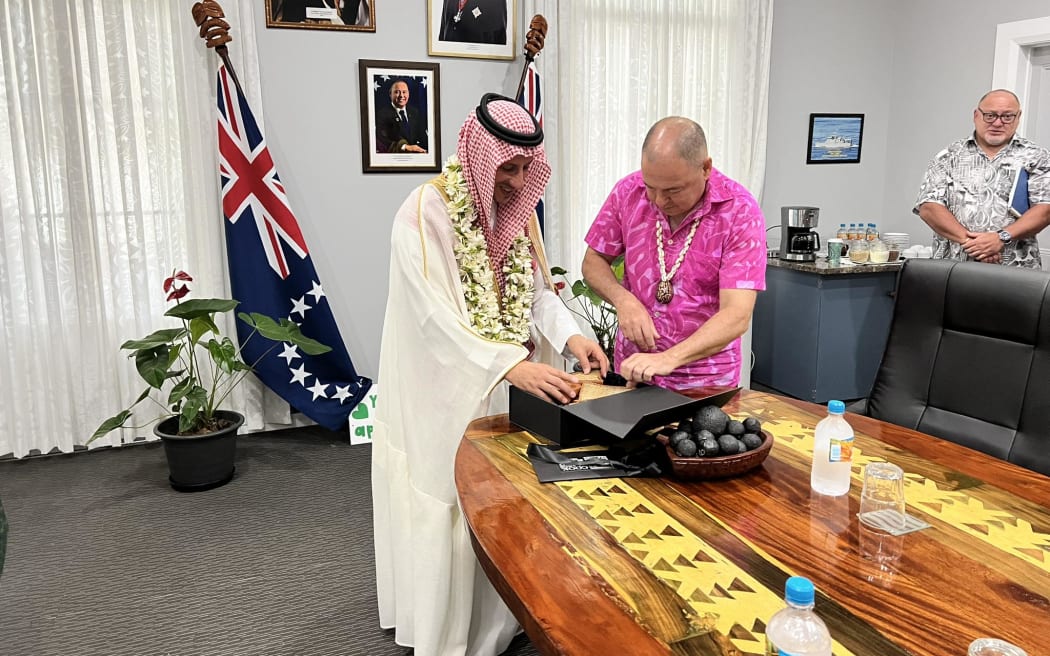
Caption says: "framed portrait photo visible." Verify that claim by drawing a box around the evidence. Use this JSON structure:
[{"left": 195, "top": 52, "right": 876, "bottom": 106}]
[
  {"left": 265, "top": 0, "right": 376, "bottom": 32},
  {"left": 427, "top": 0, "right": 515, "bottom": 60},
  {"left": 806, "top": 113, "right": 864, "bottom": 164},
  {"left": 359, "top": 60, "right": 441, "bottom": 173}
]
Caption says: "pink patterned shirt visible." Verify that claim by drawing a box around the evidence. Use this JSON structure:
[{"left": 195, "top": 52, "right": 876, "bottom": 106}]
[{"left": 585, "top": 168, "right": 767, "bottom": 390}]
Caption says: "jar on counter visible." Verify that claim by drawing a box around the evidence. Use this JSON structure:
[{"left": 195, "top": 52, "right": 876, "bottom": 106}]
[
  {"left": 869, "top": 239, "right": 889, "bottom": 263},
  {"left": 849, "top": 239, "right": 869, "bottom": 264}
]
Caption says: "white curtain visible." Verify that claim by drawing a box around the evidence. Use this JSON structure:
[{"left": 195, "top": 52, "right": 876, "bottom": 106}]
[
  {"left": 521, "top": 0, "right": 774, "bottom": 281},
  {"left": 0, "top": 0, "right": 277, "bottom": 458}
]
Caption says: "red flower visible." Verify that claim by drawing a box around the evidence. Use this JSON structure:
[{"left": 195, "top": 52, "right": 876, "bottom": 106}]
[
  {"left": 554, "top": 281, "right": 566, "bottom": 292},
  {"left": 164, "top": 270, "right": 193, "bottom": 301}
]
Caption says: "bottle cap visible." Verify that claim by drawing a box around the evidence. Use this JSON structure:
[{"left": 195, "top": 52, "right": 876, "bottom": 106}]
[
  {"left": 784, "top": 576, "right": 815, "bottom": 605},
  {"left": 828, "top": 400, "right": 845, "bottom": 414}
]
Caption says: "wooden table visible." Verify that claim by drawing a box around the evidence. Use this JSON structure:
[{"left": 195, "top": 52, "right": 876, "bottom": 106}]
[{"left": 455, "top": 390, "right": 1050, "bottom": 656}]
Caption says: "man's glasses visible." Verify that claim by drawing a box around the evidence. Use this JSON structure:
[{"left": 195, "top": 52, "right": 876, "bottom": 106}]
[{"left": 977, "top": 109, "right": 1018, "bottom": 124}]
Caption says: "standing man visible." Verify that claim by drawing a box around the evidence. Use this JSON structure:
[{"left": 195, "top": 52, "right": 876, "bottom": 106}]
[
  {"left": 582, "top": 117, "right": 767, "bottom": 390},
  {"left": 915, "top": 89, "right": 1050, "bottom": 267},
  {"left": 375, "top": 79, "right": 428, "bottom": 154},
  {"left": 371, "top": 95, "right": 607, "bottom": 656}
]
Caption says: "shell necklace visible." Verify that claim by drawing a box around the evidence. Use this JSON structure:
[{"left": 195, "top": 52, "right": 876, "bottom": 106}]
[{"left": 655, "top": 218, "right": 700, "bottom": 304}]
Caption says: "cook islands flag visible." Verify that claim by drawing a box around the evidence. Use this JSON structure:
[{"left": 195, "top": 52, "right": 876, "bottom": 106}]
[{"left": 216, "top": 62, "right": 371, "bottom": 430}]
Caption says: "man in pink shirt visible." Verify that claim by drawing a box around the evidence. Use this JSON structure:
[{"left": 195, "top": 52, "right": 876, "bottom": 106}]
[{"left": 582, "top": 117, "right": 767, "bottom": 390}]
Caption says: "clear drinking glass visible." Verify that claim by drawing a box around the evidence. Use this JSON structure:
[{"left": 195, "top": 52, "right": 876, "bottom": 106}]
[
  {"left": 968, "top": 638, "right": 1028, "bottom": 656},
  {"left": 858, "top": 462, "right": 906, "bottom": 532}
]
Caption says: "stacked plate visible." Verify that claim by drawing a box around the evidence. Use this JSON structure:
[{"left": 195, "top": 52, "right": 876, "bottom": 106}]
[{"left": 881, "top": 232, "right": 910, "bottom": 250}]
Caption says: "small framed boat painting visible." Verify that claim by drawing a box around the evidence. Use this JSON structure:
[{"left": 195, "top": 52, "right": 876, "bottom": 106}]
[{"left": 807, "top": 113, "right": 864, "bottom": 164}]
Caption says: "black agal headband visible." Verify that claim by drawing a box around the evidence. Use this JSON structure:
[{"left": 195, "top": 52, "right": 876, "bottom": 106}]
[{"left": 475, "top": 93, "right": 543, "bottom": 147}]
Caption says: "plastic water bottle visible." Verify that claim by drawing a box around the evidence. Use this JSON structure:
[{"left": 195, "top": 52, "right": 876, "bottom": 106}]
[
  {"left": 835, "top": 224, "right": 847, "bottom": 241},
  {"left": 810, "top": 400, "right": 853, "bottom": 496},
  {"left": 765, "top": 576, "right": 832, "bottom": 655}
]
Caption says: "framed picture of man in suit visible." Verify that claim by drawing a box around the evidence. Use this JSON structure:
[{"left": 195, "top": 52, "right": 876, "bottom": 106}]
[
  {"left": 427, "top": 0, "right": 515, "bottom": 60},
  {"left": 265, "top": 0, "right": 376, "bottom": 32},
  {"left": 359, "top": 60, "right": 441, "bottom": 173}
]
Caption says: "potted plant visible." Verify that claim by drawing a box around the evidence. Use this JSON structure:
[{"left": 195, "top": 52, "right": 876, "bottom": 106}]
[
  {"left": 89, "top": 270, "right": 331, "bottom": 491},
  {"left": 551, "top": 257, "right": 626, "bottom": 385}
]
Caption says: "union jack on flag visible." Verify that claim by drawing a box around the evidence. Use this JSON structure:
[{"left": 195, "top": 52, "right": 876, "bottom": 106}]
[
  {"left": 217, "top": 62, "right": 371, "bottom": 430},
  {"left": 516, "top": 61, "right": 543, "bottom": 128},
  {"left": 516, "top": 61, "right": 544, "bottom": 229}
]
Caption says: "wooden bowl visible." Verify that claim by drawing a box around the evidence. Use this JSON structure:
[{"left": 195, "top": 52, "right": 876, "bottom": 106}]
[{"left": 654, "top": 429, "right": 774, "bottom": 480}]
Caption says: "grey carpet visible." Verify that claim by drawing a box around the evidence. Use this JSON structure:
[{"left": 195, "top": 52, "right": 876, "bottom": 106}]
[{"left": 0, "top": 427, "right": 539, "bottom": 656}]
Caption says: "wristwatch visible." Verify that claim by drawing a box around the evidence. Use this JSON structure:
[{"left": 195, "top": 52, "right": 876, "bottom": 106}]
[{"left": 997, "top": 230, "right": 1013, "bottom": 244}]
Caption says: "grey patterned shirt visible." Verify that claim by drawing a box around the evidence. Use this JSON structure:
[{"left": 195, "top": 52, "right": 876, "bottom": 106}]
[{"left": 913, "top": 134, "right": 1050, "bottom": 268}]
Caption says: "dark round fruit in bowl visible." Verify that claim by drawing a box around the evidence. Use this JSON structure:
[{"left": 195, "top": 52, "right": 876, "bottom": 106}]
[
  {"left": 700, "top": 438, "right": 720, "bottom": 457},
  {"left": 726, "top": 419, "right": 745, "bottom": 436},
  {"left": 696, "top": 429, "right": 716, "bottom": 444},
  {"left": 675, "top": 438, "right": 698, "bottom": 457},
  {"left": 741, "top": 433, "right": 763, "bottom": 450},
  {"left": 717, "top": 434, "right": 740, "bottom": 453},
  {"left": 695, "top": 405, "right": 728, "bottom": 435},
  {"left": 669, "top": 430, "right": 691, "bottom": 447},
  {"left": 743, "top": 417, "right": 762, "bottom": 433}
]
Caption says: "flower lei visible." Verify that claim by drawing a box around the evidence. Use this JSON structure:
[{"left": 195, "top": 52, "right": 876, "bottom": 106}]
[{"left": 442, "top": 156, "right": 534, "bottom": 344}]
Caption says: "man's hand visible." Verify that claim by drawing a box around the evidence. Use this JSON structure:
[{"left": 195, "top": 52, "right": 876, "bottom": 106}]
[
  {"left": 402, "top": 144, "right": 426, "bottom": 153},
  {"left": 615, "top": 294, "right": 659, "bottom": 352},
  {"left": 565, "top": 335, "right": 609, "bottom": 378},
  {"left": 962, "top": 230, "right": 1004, "bottom": 263},
  {"left": 505, "top": 361, "right": 580, "bottom": 404},
  {"left": 618, "top": 351, "right": 679, "bottom": 386}
]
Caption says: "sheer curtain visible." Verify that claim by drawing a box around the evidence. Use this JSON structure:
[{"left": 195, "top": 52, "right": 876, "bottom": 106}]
[
  {"left": 0, "top": 0, "right": 274, "bottom": 458},
  {"left": 522, "top": 0, "right": 774, "bottom": 281}
]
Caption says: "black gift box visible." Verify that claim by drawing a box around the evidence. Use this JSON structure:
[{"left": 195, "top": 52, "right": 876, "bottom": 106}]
[{"left": 509, "top": 384, "right": 740, "bottom": 447}]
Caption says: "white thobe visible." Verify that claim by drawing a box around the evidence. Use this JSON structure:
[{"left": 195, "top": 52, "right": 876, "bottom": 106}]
[{"left": 371, "top": 182, "right": 580, "bottom": 656}]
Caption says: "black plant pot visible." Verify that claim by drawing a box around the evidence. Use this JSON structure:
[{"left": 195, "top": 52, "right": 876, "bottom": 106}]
[{"left": 155, "top": 410, "right": 244, "bottom": 493}]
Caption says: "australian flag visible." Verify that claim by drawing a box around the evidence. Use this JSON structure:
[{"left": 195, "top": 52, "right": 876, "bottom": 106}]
[
  {"left": 216, "top": 63, "right": 371, "bottom": 430},
  {"left": 516, "top": 61, "right": 544, "bottom": 230}
]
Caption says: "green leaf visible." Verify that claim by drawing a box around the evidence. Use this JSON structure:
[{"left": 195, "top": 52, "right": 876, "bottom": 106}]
[
  {"left": 208, "top": 337, "right": 240, "bottom": 374},
  {"left": 241, "top": 312, "right": 331, "bottom": 355},
  {"left": 88, "top": 410, "right": 133, "bottom": 443},
  {"left": 168, "top": 378, "right": 193, "bottom": 406},
  {"left": 550, "top": 266, "right": 567, "bottom": 275},
  {"left": 121, "top": 328, "right": 184, "bottom": 351},
  {"left": 134, "top": 346, "right": 171, "bottom": 389},
  {"left": 189, "top": 316, "right": 219, "bottom": 345},
  {"left": 611, "top": 255, "right": 625, "bottom": 281},
  {"left": 165, "top": 298, "right": 238, "bottom": 320}
]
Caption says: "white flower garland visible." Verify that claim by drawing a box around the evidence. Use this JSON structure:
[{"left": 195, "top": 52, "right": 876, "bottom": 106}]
[{"left": 442, "top": 156, "right": 534, "bottom": 344}]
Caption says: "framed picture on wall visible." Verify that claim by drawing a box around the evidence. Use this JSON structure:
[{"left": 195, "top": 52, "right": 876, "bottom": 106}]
[
  {"left": 265, "top": 0, "right": 376, "bottom": 32},
  {"left": 427, "top": 0, "right": 515, "bottom": 60},
  {"left": 806, "top": 113, "right": 864, "bottom": 164},
  {"left": 359, "top": 60, "right": 441, "bottom": 173}
]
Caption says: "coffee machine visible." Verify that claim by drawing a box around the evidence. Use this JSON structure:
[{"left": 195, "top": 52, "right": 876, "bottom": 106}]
[{"left": 778, "top": 206, "right": 821, "bottom": 262}]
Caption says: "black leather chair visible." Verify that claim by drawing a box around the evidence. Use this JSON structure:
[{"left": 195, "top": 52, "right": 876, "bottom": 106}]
[{"left": 866, "top": 258, "right": 1050, "bottom": 477}]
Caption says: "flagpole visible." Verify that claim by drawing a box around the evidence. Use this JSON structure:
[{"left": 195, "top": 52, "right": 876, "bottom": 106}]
[
  {"left": 191, "top": 1, "right": 246, "bottom": 97},
  {"left": 515, "top": 15, "right": 548, "bottom": 100}
]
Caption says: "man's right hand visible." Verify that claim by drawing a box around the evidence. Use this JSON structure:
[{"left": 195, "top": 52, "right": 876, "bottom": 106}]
[
  {"left": 616, "top": 294, "right": 660, "bottom": 352},
  {"left": 505, "top": 361, "right": 580, "bottom": 404}
]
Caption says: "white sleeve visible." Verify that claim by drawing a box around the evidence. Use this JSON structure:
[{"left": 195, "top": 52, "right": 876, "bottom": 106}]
[{"left": 530, "top": 265, "right": 582, "bottom": 357}]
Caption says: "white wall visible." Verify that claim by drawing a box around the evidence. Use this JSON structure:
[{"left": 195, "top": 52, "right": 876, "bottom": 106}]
[
  {"left": 252, "top": 2, "right": 521, "bottom": 381},
  {"left": 761, "top": 0, "right": 896, "bottom": 247},
  {"left": 763, "top": 0, "right": 1050, "bottom": 247}
]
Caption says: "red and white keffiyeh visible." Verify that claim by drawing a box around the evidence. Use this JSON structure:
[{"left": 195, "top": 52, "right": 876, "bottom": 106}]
[{"left": 456, "top": 98, "right": 551, "bottom": 290}]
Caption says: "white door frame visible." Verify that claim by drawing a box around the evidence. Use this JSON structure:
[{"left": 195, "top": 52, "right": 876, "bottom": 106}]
[{"left": 993, "top": 16, "right": 1050, "bottom": 136}]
